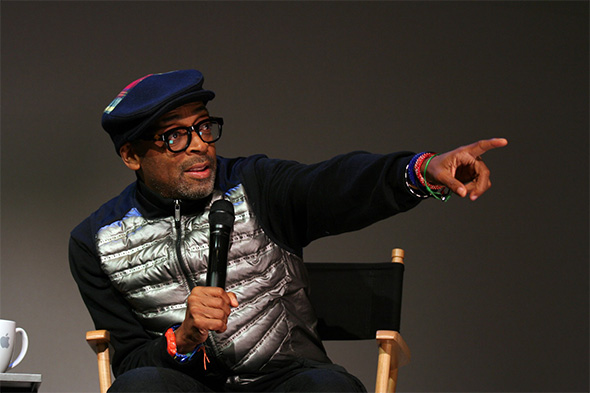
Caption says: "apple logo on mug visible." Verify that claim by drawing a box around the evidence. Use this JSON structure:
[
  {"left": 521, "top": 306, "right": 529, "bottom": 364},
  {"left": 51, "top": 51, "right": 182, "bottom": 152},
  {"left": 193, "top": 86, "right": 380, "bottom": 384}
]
[{"left": 1, "top": 334, "right": 9, "bottom": 349}]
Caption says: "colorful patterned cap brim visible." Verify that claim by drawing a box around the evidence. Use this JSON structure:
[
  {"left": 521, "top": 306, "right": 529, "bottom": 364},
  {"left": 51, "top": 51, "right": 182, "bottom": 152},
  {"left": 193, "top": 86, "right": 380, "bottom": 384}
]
[{"left": 101, "top": 69, "right": 215, "bottom": 155}]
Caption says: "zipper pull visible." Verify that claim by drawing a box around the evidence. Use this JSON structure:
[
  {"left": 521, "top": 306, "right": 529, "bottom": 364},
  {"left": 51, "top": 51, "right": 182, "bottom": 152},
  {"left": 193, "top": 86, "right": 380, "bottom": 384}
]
[{"left": 174, "top": 199, "right": 181, "bottom": 223}]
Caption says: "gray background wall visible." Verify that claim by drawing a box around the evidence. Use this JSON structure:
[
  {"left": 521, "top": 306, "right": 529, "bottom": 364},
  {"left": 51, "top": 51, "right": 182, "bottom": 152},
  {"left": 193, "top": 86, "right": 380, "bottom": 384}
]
[{"left": 1, "top": 1, "right": 587, "bottom": 392}]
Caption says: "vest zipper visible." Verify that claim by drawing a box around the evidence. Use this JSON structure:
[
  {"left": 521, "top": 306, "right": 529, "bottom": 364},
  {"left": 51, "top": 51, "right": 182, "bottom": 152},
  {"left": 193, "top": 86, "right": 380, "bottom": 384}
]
[{"left": 174, "top": 199, "right": 195, "bottom": 290}]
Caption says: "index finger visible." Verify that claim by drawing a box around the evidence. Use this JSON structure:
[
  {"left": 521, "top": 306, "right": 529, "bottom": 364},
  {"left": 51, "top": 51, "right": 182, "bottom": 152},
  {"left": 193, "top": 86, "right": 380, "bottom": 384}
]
[
  {"left": 465, "top": 138, "right": 508, "bottom": 157},
  {"left": 191, "top": 286, "right": 232, "bottom": 304}
]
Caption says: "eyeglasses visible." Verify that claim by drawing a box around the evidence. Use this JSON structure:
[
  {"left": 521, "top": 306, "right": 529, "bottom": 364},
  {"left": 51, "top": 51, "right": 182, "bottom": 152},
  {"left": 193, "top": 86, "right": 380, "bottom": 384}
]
[{"left": 153, "top": 117, "right": 223, "bottom": 152}]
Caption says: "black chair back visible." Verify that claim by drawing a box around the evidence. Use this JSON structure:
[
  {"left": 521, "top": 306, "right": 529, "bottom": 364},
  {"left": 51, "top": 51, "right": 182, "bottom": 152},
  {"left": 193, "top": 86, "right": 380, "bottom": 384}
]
[{"left": 305, "top": 262, "right": 405, "bottom": 340}]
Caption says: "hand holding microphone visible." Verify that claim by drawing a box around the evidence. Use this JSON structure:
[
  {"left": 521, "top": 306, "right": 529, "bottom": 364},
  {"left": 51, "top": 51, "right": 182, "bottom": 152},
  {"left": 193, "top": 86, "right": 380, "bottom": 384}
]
[
  {"left": 176, "top": 199, "right": 238, "bottom": 353},
  {"left": 176, "top": 286, "right": 239, "bottom": 353}
]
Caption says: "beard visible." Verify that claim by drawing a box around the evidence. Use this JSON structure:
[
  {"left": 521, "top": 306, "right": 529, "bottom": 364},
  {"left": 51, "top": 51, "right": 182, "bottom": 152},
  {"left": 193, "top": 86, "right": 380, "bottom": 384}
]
[
  {"left": 174, "top": 172, "right": 216, "bottom": 200},
  {"left": 144, "top": 157, "right": 217, "bottom": 201}
]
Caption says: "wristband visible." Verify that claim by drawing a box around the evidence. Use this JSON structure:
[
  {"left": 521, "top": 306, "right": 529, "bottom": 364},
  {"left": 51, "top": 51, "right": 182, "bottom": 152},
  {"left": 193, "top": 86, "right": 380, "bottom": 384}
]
[
  {"left": 165, "top": 324, "right": 207, "bottom": 366},
  {"left": 407, "top": 152, "right": 425, "bottom": 189},
  {"left": 405, "top": 161, "right": 429, "bottom": 199}
]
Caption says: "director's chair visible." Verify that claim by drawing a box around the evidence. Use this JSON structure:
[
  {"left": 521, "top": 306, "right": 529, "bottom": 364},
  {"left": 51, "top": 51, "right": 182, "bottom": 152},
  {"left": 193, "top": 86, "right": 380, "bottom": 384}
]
[{"left": 87, "top": 248, "right": 410, "bottom": 393}]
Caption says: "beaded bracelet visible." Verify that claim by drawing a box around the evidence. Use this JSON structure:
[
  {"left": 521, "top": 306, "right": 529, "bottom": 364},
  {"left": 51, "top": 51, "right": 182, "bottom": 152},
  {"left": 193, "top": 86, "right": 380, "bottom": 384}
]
[
  {"left": 165, "top": 325, "right": 209, "bottom": 368},
  {"left": 422, "top": 154, "right": 451, "bottom": 202},
  {"left": 414, "top": 153, "right": 445, "bottom": 191},
  {"left": 405, "top": 161, "right": 429, "bottom": 199},
  {"left": 407, "top": 152, "right": 424, "bottom": 189},
  {"left": 406, "top": 152, "right": 451, "bottom": 201}
]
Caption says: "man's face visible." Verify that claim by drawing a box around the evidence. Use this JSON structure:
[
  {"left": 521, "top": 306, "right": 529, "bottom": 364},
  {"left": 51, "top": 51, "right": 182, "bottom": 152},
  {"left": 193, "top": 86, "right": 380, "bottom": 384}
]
[{"left": 127, "top": 102, "right": 217, "bottom": 200}]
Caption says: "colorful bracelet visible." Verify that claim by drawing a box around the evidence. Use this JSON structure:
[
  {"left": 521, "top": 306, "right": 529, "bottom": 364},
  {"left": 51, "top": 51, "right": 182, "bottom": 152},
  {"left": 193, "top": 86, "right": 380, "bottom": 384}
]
[
  {"left": 405, "top": 161, "right": 429, "bottom": 199},
  {"left": 422, "top": 154, "right": 451, "bottom": 202},
  {"left": 165, "top": 326, "right": 178, "bottom": 357},
  {"left": 165, "top": 324, "right": 208, "bottom": 366},
  {"left": 414, "top": 153, "right": 445, "bottom": 191},
  {"left": 407, "top": 152, "right": 424, "bottom": 189},
  {"left": 406, "top": 152, "right": 451, "bottom": 201}
]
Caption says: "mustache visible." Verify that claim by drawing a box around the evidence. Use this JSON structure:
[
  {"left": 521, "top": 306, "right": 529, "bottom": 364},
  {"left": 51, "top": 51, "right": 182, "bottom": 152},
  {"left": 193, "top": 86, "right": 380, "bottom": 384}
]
[{"left": 180, "top": 157, "right": 216, "bottom": 171}]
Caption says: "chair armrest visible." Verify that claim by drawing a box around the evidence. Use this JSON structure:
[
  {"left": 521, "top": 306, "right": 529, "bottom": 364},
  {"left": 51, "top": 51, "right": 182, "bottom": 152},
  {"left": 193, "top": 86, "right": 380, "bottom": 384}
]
[
  {"left": 376, "top": 330, "right": 410, "bottom": 367},
  {"left": 375, "top": 330, "right": 410, "bottom": 393},
  {"left": 86, "top": 330, "right": 110, "bottom": 353}
]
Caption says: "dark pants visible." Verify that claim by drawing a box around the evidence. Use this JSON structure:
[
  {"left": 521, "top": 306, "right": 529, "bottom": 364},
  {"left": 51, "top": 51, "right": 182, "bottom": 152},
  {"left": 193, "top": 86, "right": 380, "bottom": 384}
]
[{"left": 108, "top": 363, "right": 367, "bottom": 393}]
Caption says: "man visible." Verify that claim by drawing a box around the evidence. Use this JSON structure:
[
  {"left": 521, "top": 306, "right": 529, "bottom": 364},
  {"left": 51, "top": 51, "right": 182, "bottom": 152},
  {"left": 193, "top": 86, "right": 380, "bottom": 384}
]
[{"left": 70, "top": 69, "right": 507, "bottom": 392}]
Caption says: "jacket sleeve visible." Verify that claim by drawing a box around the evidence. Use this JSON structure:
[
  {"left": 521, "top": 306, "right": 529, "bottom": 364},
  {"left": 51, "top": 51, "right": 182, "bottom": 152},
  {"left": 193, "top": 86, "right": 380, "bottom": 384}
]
[
  {"left": 69, "top": 226, "right": 208, "bottom": 378},
  {"left": 238, "top": 151, "right": 422, "bottom": 255}
]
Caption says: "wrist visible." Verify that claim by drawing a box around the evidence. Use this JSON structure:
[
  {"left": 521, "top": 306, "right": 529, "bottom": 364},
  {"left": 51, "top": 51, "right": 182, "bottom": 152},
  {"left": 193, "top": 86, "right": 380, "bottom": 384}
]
[
  {"left": 173, "top": 324, "right": 203, "bottom": 354},
  {"left": 420, "top": 154, "right": 451, "bottom": 201},
  {"left": 165, "top": 324, "right": 202, "bottom": 363},
  {"left": 405, "top": 152, "right": 431, "bottom": 199},
  {"left": 416, "top": 153, "right": 444, "bottom": 190},
  {"left": 406, "top": 152, "right": 451, "bottom": 202}
]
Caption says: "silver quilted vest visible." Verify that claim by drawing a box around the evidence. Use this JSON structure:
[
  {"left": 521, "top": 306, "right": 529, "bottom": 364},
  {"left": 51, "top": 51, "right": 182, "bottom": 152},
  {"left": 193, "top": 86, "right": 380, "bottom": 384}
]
[{"left": 95, "top": 184, "right": 329, "bottom": 379}]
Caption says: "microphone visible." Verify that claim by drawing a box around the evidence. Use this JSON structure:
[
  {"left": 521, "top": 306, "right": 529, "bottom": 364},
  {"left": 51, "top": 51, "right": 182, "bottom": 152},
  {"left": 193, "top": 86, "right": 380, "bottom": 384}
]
[{"left": 206, "top": 199, "right": 235, "bottom": 289}]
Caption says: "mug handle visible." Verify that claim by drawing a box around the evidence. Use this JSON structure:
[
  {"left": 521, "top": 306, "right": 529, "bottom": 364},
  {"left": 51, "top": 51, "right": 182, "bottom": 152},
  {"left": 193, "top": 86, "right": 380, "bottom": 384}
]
[{"left": 8, "top": 327, "right": 28, "bottom": 369}]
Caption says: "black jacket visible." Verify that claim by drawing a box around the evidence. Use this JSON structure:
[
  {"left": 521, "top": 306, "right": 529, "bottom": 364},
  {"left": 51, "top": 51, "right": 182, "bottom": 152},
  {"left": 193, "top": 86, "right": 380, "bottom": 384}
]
[{"left": 69, "top": 152, "right": 421, "bottom": 382}]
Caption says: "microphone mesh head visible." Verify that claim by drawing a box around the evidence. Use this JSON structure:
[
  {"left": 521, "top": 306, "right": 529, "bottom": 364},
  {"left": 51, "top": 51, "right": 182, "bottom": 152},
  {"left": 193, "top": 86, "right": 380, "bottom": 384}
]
[{"left": 209, "top": 199, "right": 235, "bottom": 227}]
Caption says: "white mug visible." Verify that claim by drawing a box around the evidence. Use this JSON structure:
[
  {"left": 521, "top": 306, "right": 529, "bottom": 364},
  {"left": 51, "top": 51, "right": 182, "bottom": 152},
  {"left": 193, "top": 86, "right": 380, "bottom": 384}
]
[{"left": 0, "top": 319, "right": 28, "bottom": 373}]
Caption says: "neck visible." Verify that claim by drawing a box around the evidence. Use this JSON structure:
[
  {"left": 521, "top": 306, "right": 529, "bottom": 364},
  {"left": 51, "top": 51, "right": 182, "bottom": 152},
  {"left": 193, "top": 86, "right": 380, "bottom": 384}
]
[{"left": 136, "top": 178, "right": 212, "bottom": 218}]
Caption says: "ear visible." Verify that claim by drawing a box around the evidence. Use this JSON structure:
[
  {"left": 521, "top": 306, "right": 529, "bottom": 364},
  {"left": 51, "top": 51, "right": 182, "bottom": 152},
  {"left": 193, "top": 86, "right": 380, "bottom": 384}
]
[{"left": 119, "top": 142, "right": 142, "bottom": 171}]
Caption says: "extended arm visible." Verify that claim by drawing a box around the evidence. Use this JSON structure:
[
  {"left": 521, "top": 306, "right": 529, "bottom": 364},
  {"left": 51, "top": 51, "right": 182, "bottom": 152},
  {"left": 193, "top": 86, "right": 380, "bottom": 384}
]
[{"left": 239, "top": 151, "right": 421, "bottom": 254}]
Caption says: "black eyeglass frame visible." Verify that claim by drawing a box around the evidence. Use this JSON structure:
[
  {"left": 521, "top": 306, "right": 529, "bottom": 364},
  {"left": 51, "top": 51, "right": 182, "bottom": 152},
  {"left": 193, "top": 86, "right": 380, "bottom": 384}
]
[{"left": 152, "top": 117, "right": 224, "bottom": 152}]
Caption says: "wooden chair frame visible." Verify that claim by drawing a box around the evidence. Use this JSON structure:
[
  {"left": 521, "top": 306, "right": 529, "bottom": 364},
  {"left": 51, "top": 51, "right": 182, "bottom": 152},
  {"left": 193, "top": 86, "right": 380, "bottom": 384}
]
[
  {"left": 86, "top": 329, "right": 112, "bottom": 393},
  {"left": 87, "top": 248, "right": 410, "bottom": 393},
  {"left": 375, "top": 248, "right": 411, "bottom": 392}
]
